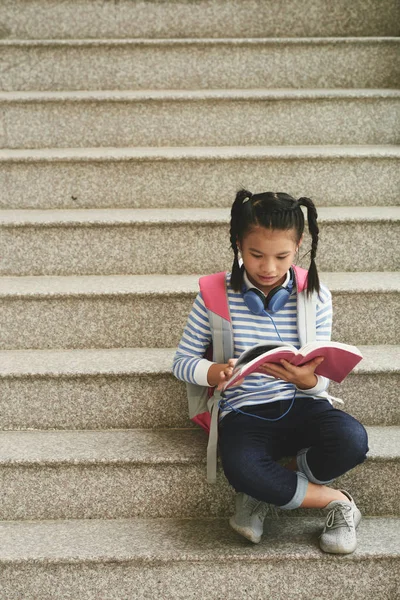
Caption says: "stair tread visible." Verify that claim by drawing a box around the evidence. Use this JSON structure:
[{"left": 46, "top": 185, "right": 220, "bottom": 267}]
[
  {"left": 1, "top": 145, "right": 399, "bottom": 162},
  {"left": 0, "top": 426, "right": 398, "bottom": 464},
  {"left": 1, "top": 88, "right": 399, "bottom": 102},
  {"left": 0, "top": 346, "right": 399, "bottom": 377},
  {"left": 1, "top": 206, "right": 400, "bottom": 226},
  {"left": 0, "top": 516, "right": 399, "bottom": 564},
  {"left": 0, "top": 272, "right": 399, "bottom": 297},
  {"left": 2, "top": 36, "right": 399, "bottom": 47}
]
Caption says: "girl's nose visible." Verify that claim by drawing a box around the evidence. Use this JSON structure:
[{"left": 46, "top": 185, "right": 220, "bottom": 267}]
[{"left": 261, "top": 260, "right": 276, "bottom": 274}]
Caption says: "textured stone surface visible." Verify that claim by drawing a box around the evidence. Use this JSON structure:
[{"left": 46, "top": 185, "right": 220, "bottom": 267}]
[
  {"left": 1, "top": 207, "right": 399, "bottom": 275},
  {"left": 0, "top": 346, "right": 398, "bottom": 430},
  {"left": 1, "top": 90, "right": 399, "bottom": 149},
  {"left": 0, "top": 273, "right": 398, "bottom": 349},
  {"left": 1, "top": 38, "right": 399, "bottom": 91},
  {"left": 1, "top": 0, "right": 399, "bottom": 39},
  {"left": 0, "top": 518, "right": 399, "bottom": 599},
  {"left": 0, "top": 427, "right": 398, "bottom": 520},
  {"left": 0, "top": 516, "right": 398, "bottom": 562},
  {"left": 1, "top": 146, "right": 399, "bottom": 210},
  {"left": 2, "top": 556, "right": 399, "bottom": 600}
]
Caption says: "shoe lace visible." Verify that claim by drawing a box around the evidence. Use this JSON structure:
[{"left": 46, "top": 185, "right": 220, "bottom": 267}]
[
  {"left": 253, "top": 501, "right": 269, "bottom": 521},
  {"left": 322, "top": 503, "right": 354, "bottom": 534}
]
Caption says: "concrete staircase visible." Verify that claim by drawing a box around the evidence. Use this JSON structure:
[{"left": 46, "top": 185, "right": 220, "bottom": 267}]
[{"left": 0, "top": 1, "right": 399, "bottom": 598}]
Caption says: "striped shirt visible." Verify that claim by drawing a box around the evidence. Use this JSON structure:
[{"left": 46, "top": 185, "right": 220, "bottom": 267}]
[{"left": 172, "top": 271, "right": 333, "bottom": 419}]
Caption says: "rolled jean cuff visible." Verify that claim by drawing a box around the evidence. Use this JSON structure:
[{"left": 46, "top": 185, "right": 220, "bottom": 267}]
[
  {"left": 296, "top": 447, "right": 335, "bottom": 485},
  {"left": 279, "top": 471, "right": 309, "bottom": 510}
]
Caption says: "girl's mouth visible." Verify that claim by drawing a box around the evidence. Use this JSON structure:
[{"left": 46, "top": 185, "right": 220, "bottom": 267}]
[{"left": 259, "top": 275, "right": 277, "bottom": 283}]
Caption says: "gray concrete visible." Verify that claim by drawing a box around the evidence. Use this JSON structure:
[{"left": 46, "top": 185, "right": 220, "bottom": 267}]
[
  {"left": 1, "top": 38, "right": 399, "bottom": 91},
  {"left": 0, "top": 0, "right": 398, "bottom": 39},
  {"left": 1, "top": 207, "right": 399, "bottom": 275},
  {"left": 0, "top": 273, "right": 398, "bottom": 349},
  {"left": 1, "top": 90, "right": 399, "bottom": 149},
  {"left": 1, "top": 146, "right": 399, "bottom": 210},
  {"left": 0, "top": 346, "right": 398, "bottom": 430},
  {"left": 0, "top": 427, "right": 398, "bottom": 520}
]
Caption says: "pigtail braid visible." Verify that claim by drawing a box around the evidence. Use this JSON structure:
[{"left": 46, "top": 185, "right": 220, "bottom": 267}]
[
  {"left": 230, "top": 189, "right": 252, "bottom": 290},
  {"left": 297, "top": 197, "right": 320, "bottom": 296}
]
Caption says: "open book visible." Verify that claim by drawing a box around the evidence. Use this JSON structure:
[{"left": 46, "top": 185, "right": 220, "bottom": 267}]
[{"left": 222, "top": 341, "right": 363, "bottom": 390}]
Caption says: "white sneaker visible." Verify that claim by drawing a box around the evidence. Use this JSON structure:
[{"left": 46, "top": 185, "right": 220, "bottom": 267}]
[
  {"left": 319, "top": 489, "right": 361, "bottom": 554},
  {"left": 229, "top": 492, "right": 268, "bottom": 544}
]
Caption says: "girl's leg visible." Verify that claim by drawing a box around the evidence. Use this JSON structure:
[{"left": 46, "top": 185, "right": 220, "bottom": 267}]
[
  {"left": 292, "top": 398, "right": 369, "bottom": 493},
  {"left": 218, "top": 405, "right": 309, "bottom": 510},
  {"left": 288, "top": 399, "right": 369, "bottom": 554}
]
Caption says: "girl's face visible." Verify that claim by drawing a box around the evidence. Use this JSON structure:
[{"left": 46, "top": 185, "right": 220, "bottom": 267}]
[{"left": 238, "top": 226, "right": 302, "bottom": 295}]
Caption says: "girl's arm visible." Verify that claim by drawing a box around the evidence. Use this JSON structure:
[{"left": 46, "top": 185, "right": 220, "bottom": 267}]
[{"left": 172, "top": 292, "right": 218, "bottom": 386}]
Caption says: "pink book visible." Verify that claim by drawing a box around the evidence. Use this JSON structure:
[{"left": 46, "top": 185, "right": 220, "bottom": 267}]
[{"left": 222, "top": 341, "right": 363, "bottom": 390}]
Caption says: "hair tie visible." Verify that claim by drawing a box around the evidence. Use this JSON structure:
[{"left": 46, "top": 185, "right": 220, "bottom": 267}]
[{"left": 242, "top": 194, "right": 252, "bottom": 204}]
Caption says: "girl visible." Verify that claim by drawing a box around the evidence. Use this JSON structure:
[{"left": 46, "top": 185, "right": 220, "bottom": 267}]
[{"left": 173, "top": 190, "right": 369, "bottom": 554}]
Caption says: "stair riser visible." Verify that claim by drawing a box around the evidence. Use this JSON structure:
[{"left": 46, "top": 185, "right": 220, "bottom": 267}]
[
  {"left": 0, "top": 291, "right": 397, "bottom": 350},
  {"left": 2, "top": 558, "right": 399, "bottom": 600},
  {"left": 0, "top": 459, "right": 398, "bottom": 520},
  {"left": 1, "top": 221, "right": 398, "bottom": 276},
  {"left": 1, "top": 155, "right": 398, "bottom": 210},
  {"left": 2, "top": 98, "right": 399, "bottom": 148},
  {"left": 2, "top": 41, "right": 399, "bottom": 91},
  {"left": 0, "top": 373, "right": 398, "bottom": 430},
  {"left": 1, "top": 0, "right": 398, "bottom": 38}
]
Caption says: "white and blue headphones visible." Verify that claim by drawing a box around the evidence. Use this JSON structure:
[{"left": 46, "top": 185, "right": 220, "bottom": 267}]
[{"left": 242, "top": 267, "right": 295, "bottom": 315}]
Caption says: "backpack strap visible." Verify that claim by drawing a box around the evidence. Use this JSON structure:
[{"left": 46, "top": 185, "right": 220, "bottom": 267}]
[
  {"left": 200, "top": 272, "right": 234, "bottom": 483},
  {"left": 199, "top": 271, "right": 230, "bottom": 322},
  {"left": 292, "top": 265, "right": 317, "bottom": 345}
]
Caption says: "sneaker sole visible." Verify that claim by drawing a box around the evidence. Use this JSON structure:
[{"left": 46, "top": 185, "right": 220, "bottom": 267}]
[
  {"left": 229, "top": 516, "right": 262, "bottom": 544},
  {"left": 354, "top": 507, "right": 362, "bottom": 528},
  {"left": 319, "top": 538, "right": 357, "bottom": 554}
]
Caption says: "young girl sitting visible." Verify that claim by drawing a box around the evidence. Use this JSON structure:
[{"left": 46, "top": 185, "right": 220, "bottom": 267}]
[{"left": 172, "top": 190, "right": 369, "bottom": 554}]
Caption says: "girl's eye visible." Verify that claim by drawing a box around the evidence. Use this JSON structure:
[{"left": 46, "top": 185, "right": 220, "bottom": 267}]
[{"left": 251, "top": 254, "right": 263, "bottom": 259}]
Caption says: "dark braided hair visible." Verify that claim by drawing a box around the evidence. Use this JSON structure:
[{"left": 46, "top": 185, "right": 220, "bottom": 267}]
[{"left": 230, "top": 189, "right": 320, "bottom": 296}]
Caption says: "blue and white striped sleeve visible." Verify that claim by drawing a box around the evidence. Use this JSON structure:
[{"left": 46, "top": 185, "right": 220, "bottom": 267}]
[
  {"left": 297, "top": 282, "right": 333, "bottom": 396},
  {"left": 172, "top": 292, "right": 214, "bottom": 386}
]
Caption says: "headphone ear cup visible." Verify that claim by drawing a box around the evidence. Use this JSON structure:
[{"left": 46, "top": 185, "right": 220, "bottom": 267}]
[
  {"left": 243, "top": 288, "right": 266, "bottom": 315},
  {"left": 265, "top": 287, "right": 291, "bottom": 313}
]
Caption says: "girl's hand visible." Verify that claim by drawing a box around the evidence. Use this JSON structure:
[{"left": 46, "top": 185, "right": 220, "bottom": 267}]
[
  {"left": 259, "top": 357, "right": 324, "bottom": 390},
  {"left": 216, "top": 358, "right": 239, "bottom": 390}
]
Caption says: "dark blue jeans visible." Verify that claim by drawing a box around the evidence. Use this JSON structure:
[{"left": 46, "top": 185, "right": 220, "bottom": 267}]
[{"left": 218, "top": 397, "right": 369, "bottom": 509}]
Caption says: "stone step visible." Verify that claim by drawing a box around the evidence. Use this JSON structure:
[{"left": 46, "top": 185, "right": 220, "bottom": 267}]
[
  {"left": 1, "top": 0, "right": 398, "bottom": 39},
  {"left": 1, "top": 207, "right": 399, "bottom": 276},
  {"left": 2, "top": 38, "right": 399, "bottom": 91},
  {"left": 0, "top": 516, "right": 399, "bottom": 600},
  {"left": 1, "top": 90, "right": 399, "bottom": 149},
  {"left": 0, "top": 346, "right": 398, "bottom": 430},
  {"left": 0, "top": 272, "right": 398, "bottom": 350},
  {"left": 0, "top": 426, "right": 398, "bottom": 520},
  {"left": 1, "top": 145, "right": 399, "bottom": 210}
]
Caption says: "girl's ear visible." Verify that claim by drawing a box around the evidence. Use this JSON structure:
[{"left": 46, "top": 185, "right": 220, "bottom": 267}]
[{"left": 297, "top": 233, "right": 304, "bottom": 249}]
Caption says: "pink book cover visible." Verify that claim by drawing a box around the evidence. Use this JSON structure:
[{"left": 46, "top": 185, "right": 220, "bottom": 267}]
[{"left": 223, "top": 341, "right": 363, "bottom": 389}]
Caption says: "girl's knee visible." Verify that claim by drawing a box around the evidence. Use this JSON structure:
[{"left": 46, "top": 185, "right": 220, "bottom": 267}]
[{"left": 341, "top": 418, "right": 369, "bottom": 461}]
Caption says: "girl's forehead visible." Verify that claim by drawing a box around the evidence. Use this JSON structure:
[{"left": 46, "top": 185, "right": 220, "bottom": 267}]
[{"left": 243, "top": 226, "right": 297, "bottom": 246}]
